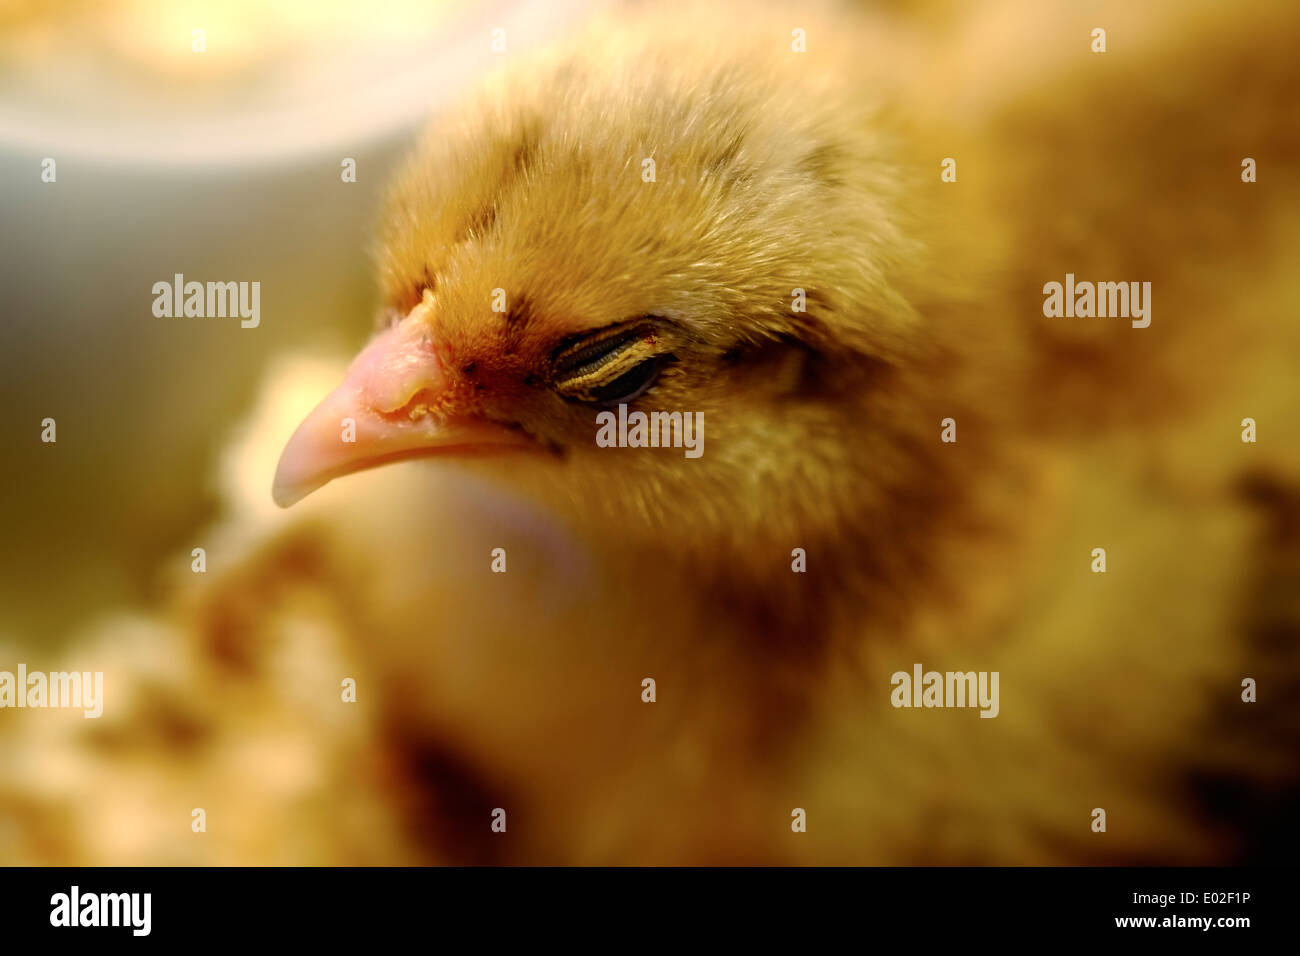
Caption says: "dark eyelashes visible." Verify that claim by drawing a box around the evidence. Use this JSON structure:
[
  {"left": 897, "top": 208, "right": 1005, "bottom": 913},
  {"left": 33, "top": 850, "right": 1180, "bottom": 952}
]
[
  {"left": 550, "top": 324, "right": 656, "bottom": 378},
  {"left": 548, "top": 320, "right": 673, "bottom": 403},
  {"left": 583, "top": 355, "right": 674, "bottom": 405}
]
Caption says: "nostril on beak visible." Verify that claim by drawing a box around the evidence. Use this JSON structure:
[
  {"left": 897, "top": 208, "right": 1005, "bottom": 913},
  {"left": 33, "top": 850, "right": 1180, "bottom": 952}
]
[{"left": 352, "top": 316, "right": 448, "bottom": 415}]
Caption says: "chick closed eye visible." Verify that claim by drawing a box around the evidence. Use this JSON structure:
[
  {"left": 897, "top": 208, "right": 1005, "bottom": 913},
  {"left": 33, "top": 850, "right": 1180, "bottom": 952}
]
[{"left": 549, "top": 321, "right": 675, "bottom": 404}]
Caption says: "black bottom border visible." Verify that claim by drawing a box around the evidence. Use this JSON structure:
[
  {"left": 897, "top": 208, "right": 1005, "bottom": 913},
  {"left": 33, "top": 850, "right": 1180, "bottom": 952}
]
[{"left": 1, "top": 866, "right": 1290, "bottom": 942}]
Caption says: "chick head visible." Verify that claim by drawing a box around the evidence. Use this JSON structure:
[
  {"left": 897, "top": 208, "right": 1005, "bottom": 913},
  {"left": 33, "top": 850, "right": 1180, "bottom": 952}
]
[{"left": 274, "top": 21, "right": 937, "bottom": 560}]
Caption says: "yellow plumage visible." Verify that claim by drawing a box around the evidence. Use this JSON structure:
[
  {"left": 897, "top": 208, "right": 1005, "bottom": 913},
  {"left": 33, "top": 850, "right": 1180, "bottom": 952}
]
[{"left": 4, "top": 0, "right": 1299, "bottom": 864}]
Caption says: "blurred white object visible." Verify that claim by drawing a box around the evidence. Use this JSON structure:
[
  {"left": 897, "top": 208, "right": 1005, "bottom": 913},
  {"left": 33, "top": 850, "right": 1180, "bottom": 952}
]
[{"left": 0, "top": 0, "right": 592, "bottom": 165}]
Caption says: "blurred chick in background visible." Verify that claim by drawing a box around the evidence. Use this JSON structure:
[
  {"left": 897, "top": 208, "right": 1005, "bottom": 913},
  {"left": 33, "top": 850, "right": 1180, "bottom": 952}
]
[{"left": 3, "top": 0, "right": 1299, "bottom": 864}]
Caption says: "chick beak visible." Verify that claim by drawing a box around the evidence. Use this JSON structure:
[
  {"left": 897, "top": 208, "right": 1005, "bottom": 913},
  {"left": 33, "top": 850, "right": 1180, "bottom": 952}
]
[{"left": 272, "top": 309, "right": 534, "bottom": 507}]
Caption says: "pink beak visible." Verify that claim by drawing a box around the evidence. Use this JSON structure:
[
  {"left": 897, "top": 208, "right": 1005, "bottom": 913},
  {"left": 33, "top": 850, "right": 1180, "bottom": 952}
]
[{"left": 272, "top": 309, "right": 535, "bottom": 507}]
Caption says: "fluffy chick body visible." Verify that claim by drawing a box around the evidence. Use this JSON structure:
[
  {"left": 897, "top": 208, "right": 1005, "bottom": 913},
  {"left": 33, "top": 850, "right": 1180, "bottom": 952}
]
[{"left": 5, "top": 0, "right": 1300, "bottom": 865}]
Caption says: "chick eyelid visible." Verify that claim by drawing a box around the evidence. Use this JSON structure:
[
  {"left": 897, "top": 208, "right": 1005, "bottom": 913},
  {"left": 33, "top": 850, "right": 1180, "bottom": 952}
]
[
  {"left": 552, "top": 323, "right": 653, "bottom": 369},
  {"left": 549, "top": 323, "right": 661, "bottom": 396},
  {"left": 578, "top": 354, "right": 672, "bottom": 405}
]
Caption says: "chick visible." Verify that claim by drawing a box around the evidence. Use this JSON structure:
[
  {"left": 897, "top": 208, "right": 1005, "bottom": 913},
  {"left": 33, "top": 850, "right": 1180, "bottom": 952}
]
[
  {"left": 6, "top": 0, "right": 1299, "bottom": 866},
  {"left": 264, "top": 0, "right": 1300, "bottom": 864}
]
